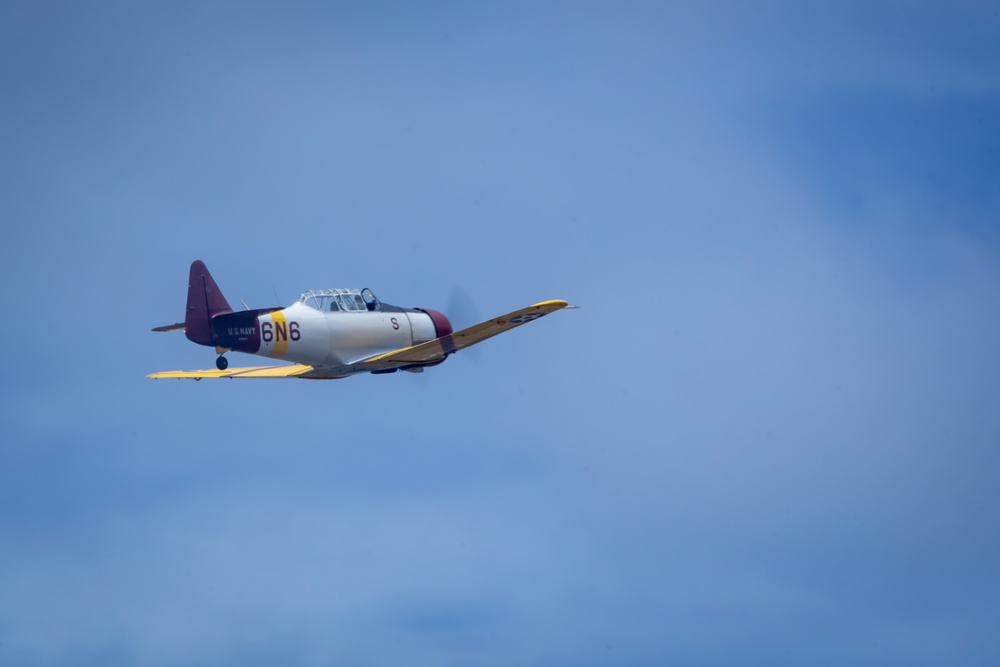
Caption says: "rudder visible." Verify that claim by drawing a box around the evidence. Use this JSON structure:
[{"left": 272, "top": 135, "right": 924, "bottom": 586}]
[{"left": 185, "top": 260, "right": 233, "bottom": 345}]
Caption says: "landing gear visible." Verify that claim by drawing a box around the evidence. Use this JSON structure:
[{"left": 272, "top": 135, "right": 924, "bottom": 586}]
[{"left": 216, "top": 356, "right": 229, "bottom": 370}]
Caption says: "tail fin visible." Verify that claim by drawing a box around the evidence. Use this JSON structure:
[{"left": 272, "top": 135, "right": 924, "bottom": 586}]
[{"left": 184, "top": 260, "right": 233, "bottom": 345}]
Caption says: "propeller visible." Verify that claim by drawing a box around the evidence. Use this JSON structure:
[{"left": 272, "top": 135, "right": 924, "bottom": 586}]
[
  {"left": 446, "top": 285, "right": 482, "bottom": 362},
  {"left": 446, "top": 285, "right": 481, "bottom": 330}
]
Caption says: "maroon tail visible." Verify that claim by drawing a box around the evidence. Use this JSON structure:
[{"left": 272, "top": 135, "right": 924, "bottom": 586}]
[{"left": 184, "top": 260, "right": 233, "bottom": 346}]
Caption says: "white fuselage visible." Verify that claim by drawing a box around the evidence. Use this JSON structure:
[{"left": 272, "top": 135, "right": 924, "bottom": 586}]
[{"left": 239, "top": 303, "right": 439, "bottom": 369}]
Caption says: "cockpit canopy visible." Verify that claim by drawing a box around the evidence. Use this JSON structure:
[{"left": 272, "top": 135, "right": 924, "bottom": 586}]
[{"left": 298, "top": 288, "right": 379, "bottom": 312}]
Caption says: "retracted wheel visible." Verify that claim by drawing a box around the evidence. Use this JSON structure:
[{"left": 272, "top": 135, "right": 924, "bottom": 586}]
[{"left": 216, "top": 356, "right": 229, "bottom": 370}]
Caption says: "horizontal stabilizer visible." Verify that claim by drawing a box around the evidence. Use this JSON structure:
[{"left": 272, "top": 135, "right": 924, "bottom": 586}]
[{"left": 152, "top": 322, "right": 185, "bottom": 332}]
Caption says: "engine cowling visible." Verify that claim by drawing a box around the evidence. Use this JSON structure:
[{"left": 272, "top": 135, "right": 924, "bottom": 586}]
[{"left": 421, "top": 309, "right": 453, "bottom": 339}]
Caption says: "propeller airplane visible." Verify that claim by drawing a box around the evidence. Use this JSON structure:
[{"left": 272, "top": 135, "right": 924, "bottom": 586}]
[{"left": 148, "top": 260, "right": 573, "bottom": 380}]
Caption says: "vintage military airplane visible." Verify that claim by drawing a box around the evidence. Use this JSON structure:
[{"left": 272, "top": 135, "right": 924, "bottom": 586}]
[{"left": 149, "top": 260, "right": 572, "bottom": 380}]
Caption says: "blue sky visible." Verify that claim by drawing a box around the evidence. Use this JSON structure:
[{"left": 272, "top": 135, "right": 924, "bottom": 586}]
[{"left": 2, "top": 2, "right": 999, "bottom": 665}]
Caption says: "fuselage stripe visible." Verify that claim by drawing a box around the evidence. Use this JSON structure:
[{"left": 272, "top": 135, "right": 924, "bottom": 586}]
[{"left": 270, "top": 310, "right": 289, "bottom": 358}]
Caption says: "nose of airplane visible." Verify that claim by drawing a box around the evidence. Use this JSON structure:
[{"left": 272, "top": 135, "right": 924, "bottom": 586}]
[{"left": 422, "top": 309, "right": 453, "bottom": 339}]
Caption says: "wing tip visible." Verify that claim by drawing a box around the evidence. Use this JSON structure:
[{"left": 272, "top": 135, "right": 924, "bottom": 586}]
[{"left": 531, "top": 299, "right": 570, "bottom": 309}]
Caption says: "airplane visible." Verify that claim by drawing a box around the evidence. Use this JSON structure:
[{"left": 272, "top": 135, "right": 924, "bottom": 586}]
[{"left": 148, "top": 260, "right": 573, "bottom": 380}]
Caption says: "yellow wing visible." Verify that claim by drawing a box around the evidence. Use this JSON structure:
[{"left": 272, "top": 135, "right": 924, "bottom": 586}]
[
  {"left": 344, "top": 299, "right": 572, "bottom": 373},
  {"left": 147, "top": 364, "right": 347, "bottom": 380}
]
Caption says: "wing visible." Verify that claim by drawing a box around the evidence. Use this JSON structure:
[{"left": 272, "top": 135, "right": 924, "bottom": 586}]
[
  {"left": 341, "top": 299, "right": 572, "bottom": 374},
  {"left": 147, "top": 364, "right": 348, "bottom": 380}
]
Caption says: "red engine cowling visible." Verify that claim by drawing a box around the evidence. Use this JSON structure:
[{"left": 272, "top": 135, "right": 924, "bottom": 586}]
[{"left": 421, "top": 309, "right": 453, "bottom": 339}]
